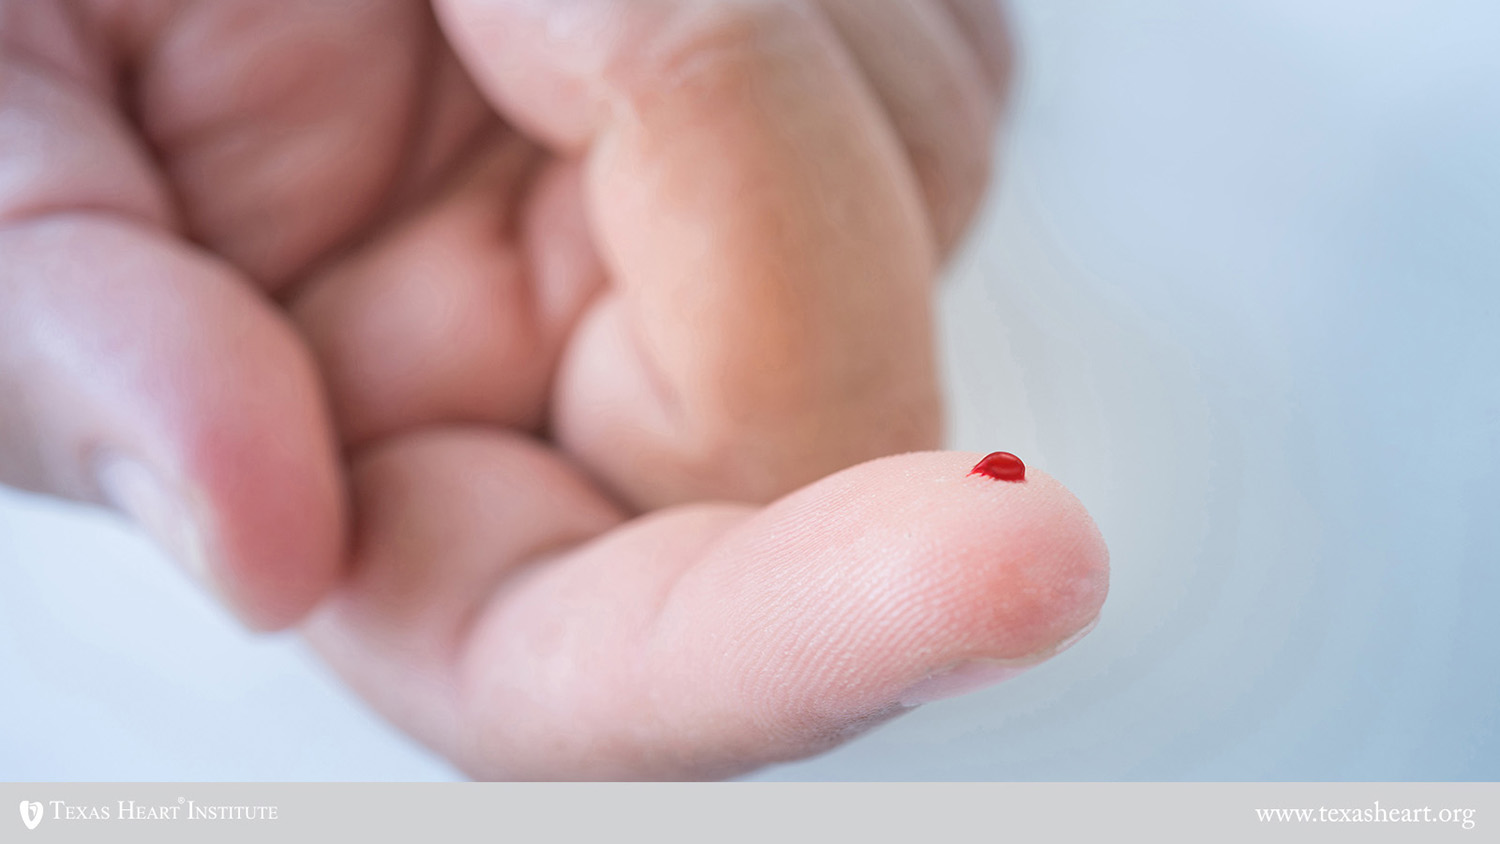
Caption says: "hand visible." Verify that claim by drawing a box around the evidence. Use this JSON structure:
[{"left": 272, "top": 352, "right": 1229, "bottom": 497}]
[{"left": 0, "top": 0, "right": 1107, "bottom": 779}]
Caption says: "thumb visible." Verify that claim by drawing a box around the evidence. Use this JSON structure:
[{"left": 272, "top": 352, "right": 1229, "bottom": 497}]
[{"left": 0, "top": 214, "right": 345, "bottom": 630}]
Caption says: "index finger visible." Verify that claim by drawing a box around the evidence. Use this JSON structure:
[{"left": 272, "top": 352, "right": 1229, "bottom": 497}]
[{"left": 308, "top": 433, "right": 1108, "bottom": 780}]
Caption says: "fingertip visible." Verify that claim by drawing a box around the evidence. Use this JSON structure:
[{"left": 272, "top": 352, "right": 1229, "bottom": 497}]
[
  {"left": 689, "top": 450, "right": 1109, "bottom": 734},
  {"left": 182, "top": 331, "right": 347, "bottom": 630},
  {"left": 939, "top": 451, "right": 1110, "bottom": 657},
  {"left": 857, "top": 451, "right": 1110, "bottom": 667},
  {"left": 1, "top": 215, "right": 347, "bottom": 631},
  {"left": 109, "top": 286, "right": 347, "bottom": 632}
]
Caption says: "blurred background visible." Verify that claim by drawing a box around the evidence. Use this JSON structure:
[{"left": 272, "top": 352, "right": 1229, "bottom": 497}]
[{"left": 3, "top": 0, "right": 1497, "bottom": 780}]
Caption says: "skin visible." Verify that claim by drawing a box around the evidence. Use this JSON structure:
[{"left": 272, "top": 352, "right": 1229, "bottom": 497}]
[{"left": 0, "top": 0, "right": 1108, "bottom": 779}]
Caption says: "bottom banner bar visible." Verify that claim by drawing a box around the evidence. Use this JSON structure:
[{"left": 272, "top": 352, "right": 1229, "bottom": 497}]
[{"left": 1, "top": 782, "right": 1492, "bottom": 843}]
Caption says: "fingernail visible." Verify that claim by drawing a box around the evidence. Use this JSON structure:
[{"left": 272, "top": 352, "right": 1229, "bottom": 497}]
[
  {"left": 897, "top": 658, "right": 1035, "bottom": 707},
  {"left": 94, "top": 452, "right": 213, "bottom": 589}
]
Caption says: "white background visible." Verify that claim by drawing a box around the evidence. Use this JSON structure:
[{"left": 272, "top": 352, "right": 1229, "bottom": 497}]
[{"left": 3, "top": 0, "right": 1497, "bottom": 780}]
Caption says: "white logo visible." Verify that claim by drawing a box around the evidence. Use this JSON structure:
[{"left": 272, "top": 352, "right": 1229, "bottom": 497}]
[{"left": 18, "top": 801, "right": 43, "bottom": 830}]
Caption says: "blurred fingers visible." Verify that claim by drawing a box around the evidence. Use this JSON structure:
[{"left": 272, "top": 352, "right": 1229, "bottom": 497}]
[
  {"left": 436, "top": 0, "right": 945, "bottom": 508},
  {"left": 1, "top": 19, "right": 344, "bottom": 627},
  {"left": 0, "top": 215, "right": 346, "bottom": 628}
]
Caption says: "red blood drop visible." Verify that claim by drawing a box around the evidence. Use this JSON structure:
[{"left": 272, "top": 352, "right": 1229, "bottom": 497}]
[{"left": 969, "top": 451, "right": 1026, "bottom": 482}]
